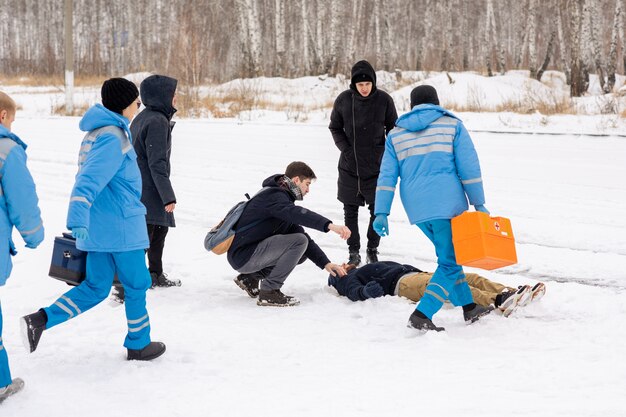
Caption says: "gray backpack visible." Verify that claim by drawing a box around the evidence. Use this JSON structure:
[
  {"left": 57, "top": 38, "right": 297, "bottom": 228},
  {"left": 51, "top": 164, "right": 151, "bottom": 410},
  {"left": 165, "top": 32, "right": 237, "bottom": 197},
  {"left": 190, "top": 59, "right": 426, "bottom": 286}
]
[{"left": 204, "top": 187, "right": 269, "bottom": 255}]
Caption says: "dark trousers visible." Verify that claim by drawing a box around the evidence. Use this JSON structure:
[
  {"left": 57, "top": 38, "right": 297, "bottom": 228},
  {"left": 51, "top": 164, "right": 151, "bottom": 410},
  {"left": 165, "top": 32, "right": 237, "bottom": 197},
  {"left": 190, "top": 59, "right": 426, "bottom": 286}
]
[
  {"left": 147, "top": 224, "right": 169, "bottom": 276},
  {"left": 344, "top": 203, "right": 380, "bottom": 252}
]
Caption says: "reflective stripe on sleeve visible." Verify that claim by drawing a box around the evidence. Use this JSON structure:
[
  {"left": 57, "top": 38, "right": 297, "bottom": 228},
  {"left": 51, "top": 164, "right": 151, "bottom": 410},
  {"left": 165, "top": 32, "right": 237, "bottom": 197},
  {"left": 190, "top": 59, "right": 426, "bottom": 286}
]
[{"left": 461, "top": 177, "right": 483, "bottom": 185}]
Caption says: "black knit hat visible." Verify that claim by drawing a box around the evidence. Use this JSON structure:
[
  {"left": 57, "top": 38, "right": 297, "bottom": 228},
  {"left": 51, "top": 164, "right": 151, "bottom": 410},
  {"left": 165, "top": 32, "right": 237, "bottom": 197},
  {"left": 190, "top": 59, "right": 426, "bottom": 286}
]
[
  {"left": 410, "top": 85, "right": 439, "bottom": 108},
  {"left": 351, "top": 72, "right": 374, "bottom": 85},
  {"left": 101, "top": 78, "right": 139, "bottom": 114}
]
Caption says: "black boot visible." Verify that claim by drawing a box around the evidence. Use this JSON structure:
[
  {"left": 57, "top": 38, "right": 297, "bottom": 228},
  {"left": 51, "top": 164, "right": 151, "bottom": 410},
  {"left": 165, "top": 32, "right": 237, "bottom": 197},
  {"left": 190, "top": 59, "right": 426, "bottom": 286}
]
[
  {"left": 347, "top": 251, "right": 361, "bottom": 266},
  {"left": 111, "top": 284, "right": 125, "bottom": 304},
  {"left": 127, "top": 341, "right": 166, "bottom": 361},
  {"left": 407, "top": 310, "right": 445, "bottom": 332},
  {"left": 234, "top": 272, "right": 261, "bottom": 298},
  {"left": 151, "top": 272, "right": 182, "bottom": 288},
  {"left": 366, "top": 248, "right": 379, "bottom": 264},
  {"left": 257, "top": 289, "right": 300, "bottom": 307},
  {"left": 0, "top": 377, "right": 25, "bottom": 403},
  {"left": 463, "top": 303, "right": 495, "bottom": 324},
  {"left": 21, "top": 310, "right": 47, "bottom": 353}
]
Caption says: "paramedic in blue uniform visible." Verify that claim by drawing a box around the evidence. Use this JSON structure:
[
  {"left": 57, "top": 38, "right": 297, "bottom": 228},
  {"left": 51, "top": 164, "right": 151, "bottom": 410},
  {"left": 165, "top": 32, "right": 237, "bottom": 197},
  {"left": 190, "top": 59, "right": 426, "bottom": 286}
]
[
  {"left": 21, "top": 78, "right": 166, "bottom": 361},
  {"left": 373, "top": 85, "right": 493, "bottom": 332},
  {"left": 0, "top": 91, "right": 44, "bottom": 403}
]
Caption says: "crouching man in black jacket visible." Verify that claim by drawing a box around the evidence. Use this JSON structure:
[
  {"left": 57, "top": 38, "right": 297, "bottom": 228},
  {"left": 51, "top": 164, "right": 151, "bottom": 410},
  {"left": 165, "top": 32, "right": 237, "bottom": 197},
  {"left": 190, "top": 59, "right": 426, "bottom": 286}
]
[{"left": 228, "top": 161, "right": 351, "bottom": 307}]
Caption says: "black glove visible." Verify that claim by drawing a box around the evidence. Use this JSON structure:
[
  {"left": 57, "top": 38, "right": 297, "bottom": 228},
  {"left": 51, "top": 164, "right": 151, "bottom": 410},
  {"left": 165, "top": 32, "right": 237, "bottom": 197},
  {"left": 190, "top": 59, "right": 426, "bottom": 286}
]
[{"left": 362, "top": 281, "right": 385, "bottom": 299}]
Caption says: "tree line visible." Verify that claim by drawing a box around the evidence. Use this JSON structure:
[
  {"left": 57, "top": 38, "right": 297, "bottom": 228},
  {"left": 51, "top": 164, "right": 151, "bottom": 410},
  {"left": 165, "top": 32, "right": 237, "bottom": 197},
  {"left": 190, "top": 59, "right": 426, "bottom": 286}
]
[{"left": 0, "top": 0, "right": 624, "bottom": 96}]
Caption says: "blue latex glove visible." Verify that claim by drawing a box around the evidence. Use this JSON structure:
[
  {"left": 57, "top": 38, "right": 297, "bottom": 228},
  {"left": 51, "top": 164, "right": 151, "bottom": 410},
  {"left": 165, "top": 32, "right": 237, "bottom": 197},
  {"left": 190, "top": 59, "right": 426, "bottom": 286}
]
[
  {"left": 25, "top": 241, "right": 40, "bottom": 249},
  {"left": 72, "top": 227, "right": 89, "bottom": 240},
  {"left": 373, "top": 214, "right": 389, "bottom": 237},
  {"left": 362, "top": 281, "right": 385, "bottom": 299},
  {"left": 474, "top": 205, "right": 490, "bottom": 215}
]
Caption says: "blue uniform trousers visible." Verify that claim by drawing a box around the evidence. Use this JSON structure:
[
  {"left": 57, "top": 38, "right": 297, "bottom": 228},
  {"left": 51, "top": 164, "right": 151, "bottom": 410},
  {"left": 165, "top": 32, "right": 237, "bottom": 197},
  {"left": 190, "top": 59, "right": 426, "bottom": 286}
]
[
  {"left": 415, "top": 219, "right": 474, "bottom": 319},
  {"left": 0, "top": 301, "right": 12, "bottom": 387},
  {"left": 43, "top": 250, "right": 152, "bottom": 350}
]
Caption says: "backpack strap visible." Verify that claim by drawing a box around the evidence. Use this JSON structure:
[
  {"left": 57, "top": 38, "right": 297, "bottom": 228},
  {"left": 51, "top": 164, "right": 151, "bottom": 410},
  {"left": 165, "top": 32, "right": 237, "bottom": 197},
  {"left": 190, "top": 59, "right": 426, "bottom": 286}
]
[{"left": 234, "top": 186, "right": 273, "bottom": 233}]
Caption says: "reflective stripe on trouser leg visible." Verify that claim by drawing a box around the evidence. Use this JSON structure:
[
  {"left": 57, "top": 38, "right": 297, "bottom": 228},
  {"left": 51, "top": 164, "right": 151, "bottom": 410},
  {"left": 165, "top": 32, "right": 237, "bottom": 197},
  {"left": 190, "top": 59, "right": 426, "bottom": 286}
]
[
  {"left": 415, "top": 220, "right": 473, "bottom": 318},
  {"left": 44, "top": 252, "right": 115, "bottom": 329},
  {"left": 447, "top": 273, "right": 474, "bottom": 307},
  {"left": 113, "top": 250, "right": 152, "bottom": 350},
  {"left": 0, "top": 301, "right": 13, "bottom": 387}
]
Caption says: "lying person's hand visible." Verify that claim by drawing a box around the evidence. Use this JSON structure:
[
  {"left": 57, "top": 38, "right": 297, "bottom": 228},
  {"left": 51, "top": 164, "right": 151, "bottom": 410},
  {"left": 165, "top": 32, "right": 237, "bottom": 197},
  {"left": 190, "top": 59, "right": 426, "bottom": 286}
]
[
  {"left": 362, "top": 281, "right": 385, "bottom": 299},
  {"left": 325, "top": 262, "right": 347, "bottom": 277}
]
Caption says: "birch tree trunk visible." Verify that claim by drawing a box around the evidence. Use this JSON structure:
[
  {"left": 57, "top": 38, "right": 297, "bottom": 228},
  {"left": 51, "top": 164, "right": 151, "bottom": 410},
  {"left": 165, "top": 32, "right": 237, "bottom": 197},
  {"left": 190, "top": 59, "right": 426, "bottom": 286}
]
[
  {"left": 485, "top": 0, "right": 494, "bottom": 76},
  {"left": 557, "top": 6, "right": 571, "bottom": 84},
  {"left": 462, "top": 0, "right": 469, "bottom": 70},
  {"left": 605, "top": 0, "right": 622, "bottom": 92},
  {"left": 274, "top": 0, "right": 286, "bottom": 76},
  {"left": 528, "top": 0, "right": 538, "bottom": 79},
  {"left": 571, "top": 0, "right": 587, "bottom": 97},
  {"left": 587, "top": 0, "right": 605, "bottom": 91}
]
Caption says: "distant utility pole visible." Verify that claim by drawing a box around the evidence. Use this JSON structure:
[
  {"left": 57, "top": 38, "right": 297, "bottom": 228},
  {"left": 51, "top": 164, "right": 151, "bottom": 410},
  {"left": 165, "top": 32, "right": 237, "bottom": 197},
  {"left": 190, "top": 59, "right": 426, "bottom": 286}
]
[{"left": 64, "top": 0, "right": 74, "bottom": 115}]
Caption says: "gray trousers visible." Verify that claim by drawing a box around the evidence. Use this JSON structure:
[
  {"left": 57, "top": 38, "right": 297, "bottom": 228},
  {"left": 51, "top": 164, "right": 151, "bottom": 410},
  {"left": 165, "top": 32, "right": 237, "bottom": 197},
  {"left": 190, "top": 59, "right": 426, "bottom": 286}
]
[{"left": 237, "top": 234, "right": 308, "bottom": 291}]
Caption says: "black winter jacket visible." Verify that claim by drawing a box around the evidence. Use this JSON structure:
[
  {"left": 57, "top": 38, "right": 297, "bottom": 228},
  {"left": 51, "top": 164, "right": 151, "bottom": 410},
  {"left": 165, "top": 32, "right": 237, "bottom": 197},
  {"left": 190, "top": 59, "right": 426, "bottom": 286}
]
[
  {"left": 227, "top": 174, "right": 332, "bottom": 271},
  {"left": 328, "top": 261, "right": 421, "bottom": 301},
  {"left": 329, "top": 61, "right": 398, "bottom": 206},
  {"left": 131, "top": 75, "right": 178, "bottom": 227}
]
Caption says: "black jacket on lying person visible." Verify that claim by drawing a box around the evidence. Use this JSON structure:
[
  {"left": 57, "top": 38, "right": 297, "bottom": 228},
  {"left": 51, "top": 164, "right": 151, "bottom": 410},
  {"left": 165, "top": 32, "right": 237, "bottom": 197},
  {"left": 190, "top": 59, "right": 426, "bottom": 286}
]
[
  {"left": 328, "top": 261, "right": 421, "bottom": 301},
  {"left": 227, "top": 174, "right": 332, "bottom": 271}
]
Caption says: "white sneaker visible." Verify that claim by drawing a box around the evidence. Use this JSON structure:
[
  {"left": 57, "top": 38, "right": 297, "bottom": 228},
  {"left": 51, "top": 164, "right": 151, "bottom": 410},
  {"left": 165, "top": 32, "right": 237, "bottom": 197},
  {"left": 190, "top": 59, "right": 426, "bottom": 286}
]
[
  {"left": 529, "top": 282, "right": 546, "bottom": 302},
  {"left": 0, "top": 378, "right": 25, "bottom": 403},
  {"left": 498, "top": 286, "right": 531, "bottom": 317}
]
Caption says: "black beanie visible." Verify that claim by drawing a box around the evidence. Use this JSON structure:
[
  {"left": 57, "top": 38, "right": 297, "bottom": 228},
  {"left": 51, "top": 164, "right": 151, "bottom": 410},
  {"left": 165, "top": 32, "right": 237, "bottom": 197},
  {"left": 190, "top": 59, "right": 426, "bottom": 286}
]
[
  {"left": 351, "top": 72, "right": 374, "bottom": 85},
  {"left": 101, "top": 78, "right": 139, "bottom": 115},
  {"left": 410, "top": 85, "right": 439, "bottom": 108}
]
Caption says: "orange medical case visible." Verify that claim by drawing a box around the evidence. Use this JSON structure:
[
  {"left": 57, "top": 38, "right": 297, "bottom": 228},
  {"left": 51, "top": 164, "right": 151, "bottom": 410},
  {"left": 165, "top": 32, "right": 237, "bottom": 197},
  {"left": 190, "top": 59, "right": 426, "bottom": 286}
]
[{"left": 451, "top": 211, "right": 517, "bottom": 270}]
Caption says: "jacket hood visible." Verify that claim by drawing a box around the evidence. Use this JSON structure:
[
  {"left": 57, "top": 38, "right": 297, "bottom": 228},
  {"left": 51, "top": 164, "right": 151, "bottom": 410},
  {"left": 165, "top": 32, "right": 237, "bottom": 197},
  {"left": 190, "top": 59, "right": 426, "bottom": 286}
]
[
  {"left": 0, "top": 125, "right": 27, "bottom": 150},
  {"left": 261, "top": 174, "right": 284, "bottom": 188},
  {"left": 140, "top": 75, "right": 178, "bottom": 118},
  {"left": 350, "top": 60, "right": 377, "bottom": 93},
  {"left": 396, "top": 103, "right": 459, "bottom": 132},
  {"left": 79, "top": 104, "right": 131, "bottom": 136}
]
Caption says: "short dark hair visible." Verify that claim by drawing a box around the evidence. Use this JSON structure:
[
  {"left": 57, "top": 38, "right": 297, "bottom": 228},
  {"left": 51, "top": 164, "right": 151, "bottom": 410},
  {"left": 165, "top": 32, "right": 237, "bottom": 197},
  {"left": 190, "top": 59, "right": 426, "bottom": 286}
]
[{"left": 285, "top": 161, "right": 316, "bottom": 180}]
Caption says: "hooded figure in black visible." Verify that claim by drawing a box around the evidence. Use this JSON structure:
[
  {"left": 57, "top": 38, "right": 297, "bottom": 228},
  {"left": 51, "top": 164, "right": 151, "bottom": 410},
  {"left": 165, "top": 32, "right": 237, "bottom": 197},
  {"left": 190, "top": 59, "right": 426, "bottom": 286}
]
[
  {"left": 130, "top": 74, "right": 181, "bottom": 289},
  {"left": 329, "top": 60, "right": 398, "bottom": 266}
]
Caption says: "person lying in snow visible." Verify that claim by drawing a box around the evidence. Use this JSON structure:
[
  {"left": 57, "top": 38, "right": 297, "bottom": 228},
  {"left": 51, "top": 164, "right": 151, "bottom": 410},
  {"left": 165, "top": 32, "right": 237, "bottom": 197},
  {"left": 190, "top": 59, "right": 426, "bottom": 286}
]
[{"left": 328, "top": 261, "right": 545, "bottom": 317}]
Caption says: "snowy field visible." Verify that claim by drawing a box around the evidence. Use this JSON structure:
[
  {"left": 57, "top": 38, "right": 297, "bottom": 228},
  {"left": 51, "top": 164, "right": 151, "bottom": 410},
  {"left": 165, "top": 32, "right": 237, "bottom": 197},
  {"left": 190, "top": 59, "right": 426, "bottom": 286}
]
[{"left": 1, "top": 114, "right": 625, "bottom": 417}]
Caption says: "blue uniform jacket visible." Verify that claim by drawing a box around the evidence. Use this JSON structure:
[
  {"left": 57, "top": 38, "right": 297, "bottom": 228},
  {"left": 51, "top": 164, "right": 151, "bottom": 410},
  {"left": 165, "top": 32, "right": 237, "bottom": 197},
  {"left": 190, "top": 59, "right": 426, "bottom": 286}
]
[
  {"left": 67, "top": 104, "right": 149, "bottom": 252},
  {"left": 328, "top": 261, "right": 420, "bottom": 301},
  {"left": 0, "top": 126, "right": 44, "bottom": 284},
  {"left": 374, "top": 104, "right": 485, "bottom": 224}
]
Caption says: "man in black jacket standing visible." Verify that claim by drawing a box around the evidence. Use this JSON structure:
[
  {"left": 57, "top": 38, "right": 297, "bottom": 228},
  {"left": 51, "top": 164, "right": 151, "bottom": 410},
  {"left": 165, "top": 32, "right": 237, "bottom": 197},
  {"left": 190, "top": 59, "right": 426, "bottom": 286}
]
[
  {"left": 229, "top": 161, "right": 351, "bottom": 307},
  {"left": 329, "top": 60, "right": 398, "bottom": 267},
  {"left": 131, "top": 74, "right": 181, "bottom": 289}
]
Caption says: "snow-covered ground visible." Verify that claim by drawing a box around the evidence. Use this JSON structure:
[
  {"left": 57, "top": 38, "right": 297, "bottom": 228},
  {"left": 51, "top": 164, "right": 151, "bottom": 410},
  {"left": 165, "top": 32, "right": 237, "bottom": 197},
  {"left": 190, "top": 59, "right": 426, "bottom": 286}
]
[{"left": 1, "top": 108, "right": 625, "bottom": 417}]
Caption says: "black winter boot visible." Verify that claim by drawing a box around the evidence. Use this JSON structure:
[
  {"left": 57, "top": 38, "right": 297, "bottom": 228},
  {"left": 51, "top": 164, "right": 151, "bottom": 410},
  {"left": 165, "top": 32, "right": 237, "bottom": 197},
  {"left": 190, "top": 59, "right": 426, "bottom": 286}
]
[
  {"left": 234, "top": 272, "right": 261, "bottom": 298},
  {"left": 366, "top": 248, "right": 379, "bottom": 264},
  {"left": 407, "top": 310, "right": 445, "bottom": 332},
  {"left": 21, "top": 310, "right": 47, "bottom": 353},
  {"left": 111, "top": 284, "right": 125, "bottom": 304},
  {"left": 127, "top": 341, "right": 166, "bottom": 361},
  {"left": 257, "top": 289, "right": 300, "bottom": 307},
  {"left": 347, "top": 251, "right": 361, "bottom": 266},
  {"left": 151, "top": 272, "right": 181, "bottom": 288},
  {"left": 463, "top": 304, "right": 495, "bottom": 324},
  {"left": 0, "top": 378, "right": 25, "bottom": 403}
]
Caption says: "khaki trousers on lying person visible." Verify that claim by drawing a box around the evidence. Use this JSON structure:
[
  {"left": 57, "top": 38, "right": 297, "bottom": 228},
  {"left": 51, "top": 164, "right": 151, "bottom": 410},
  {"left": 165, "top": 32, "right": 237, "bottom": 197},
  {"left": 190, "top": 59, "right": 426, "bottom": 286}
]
[{"left": 397, "top": 272, "right": 515, "bottom": 307}]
